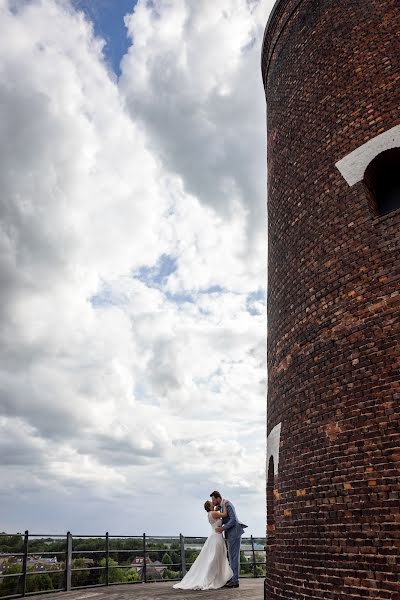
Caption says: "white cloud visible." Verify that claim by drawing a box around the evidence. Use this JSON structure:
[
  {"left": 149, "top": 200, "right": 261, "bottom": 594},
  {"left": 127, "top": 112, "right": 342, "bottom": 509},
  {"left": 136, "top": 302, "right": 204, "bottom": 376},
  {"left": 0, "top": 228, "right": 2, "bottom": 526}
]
[
  {"left": 0, "top": 0, "right": 272, "bottom": 537},
  {"left": 121, "top": 0, "right": 269, "bottom": 243}
]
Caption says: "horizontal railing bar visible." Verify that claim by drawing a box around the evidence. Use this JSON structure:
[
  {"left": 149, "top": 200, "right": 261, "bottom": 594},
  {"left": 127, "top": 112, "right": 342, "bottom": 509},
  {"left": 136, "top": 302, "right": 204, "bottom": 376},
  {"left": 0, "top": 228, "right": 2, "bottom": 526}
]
[
  {"left": 112, "top": 565, "right": 144, "bottom": 570},
  {"left": 71, "top": 551, "right": 105, "bottom": 555},
  {"left": 144, "top": 579, "right": 181, "bottom": 584},
  {"left": 107, "top": 536, "right": 143, "bottom": 539},
  {"left": 26, "top": 590, "right": 65, "bottom": 596},
  {"left": 23, "top": 535, "right": 67, "bottom": 538},
  {"left": 71, "top": 567, "right": 106, "bottom": 572},
  {"left": 142, "top": 549, "right": 180, "bottom": 553},
  {"left": 105, "top": 565, "right": 134, "bottom": 569},
  {"left": 118, "top": 562, "right": 182, "bottom": 568},
  {"left": 0, "top": 561, "right": 266, "bottom": 568},
  {"left": 25, "top": 552, "right": 66, "bottom": 557},
  {"left": 107, "top": 549, "right": 143, "bottom": 553},
  {"left": 26, "top": 570, "right": 64, "bottom": 576},
  {"left": 72, "top": 535, "right": 158, "bottom": 538},
  {"left": 66, "top": 535, "right": 106, "bottom": 539},
  {"left": 143, "top": 537, "right": 182, "bottom": 540},
  {"left": 0, "top": 595, "right": 22, "bottom": 599},
  {"left": 0, "top": 568, "right": 267, "bottom": 577},
  {"left": 0, "top": 577, "right": 64, "bottom": 588},
  {"left": 71, "top": 584, "right": 105, "bottom": 590},
  {"left": 109, "top": 581, "right": 143, "bottom": 586},
  {"left": 0, "top": 533, "right": 266, "bottom": 539}
]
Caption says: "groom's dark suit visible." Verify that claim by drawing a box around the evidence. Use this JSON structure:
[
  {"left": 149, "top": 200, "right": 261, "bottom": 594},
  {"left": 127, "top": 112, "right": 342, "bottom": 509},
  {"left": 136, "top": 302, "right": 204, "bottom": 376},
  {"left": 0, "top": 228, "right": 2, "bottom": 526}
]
[{"left": 220, "top": 500, "right": 247, "bottom": 585}]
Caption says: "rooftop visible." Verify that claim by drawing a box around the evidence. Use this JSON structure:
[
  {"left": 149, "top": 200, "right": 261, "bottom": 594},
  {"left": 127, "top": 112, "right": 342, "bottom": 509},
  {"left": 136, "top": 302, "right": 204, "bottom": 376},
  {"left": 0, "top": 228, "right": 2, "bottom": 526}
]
[{"left": 29, "top": 580, "right": 263, "bottom": 600}]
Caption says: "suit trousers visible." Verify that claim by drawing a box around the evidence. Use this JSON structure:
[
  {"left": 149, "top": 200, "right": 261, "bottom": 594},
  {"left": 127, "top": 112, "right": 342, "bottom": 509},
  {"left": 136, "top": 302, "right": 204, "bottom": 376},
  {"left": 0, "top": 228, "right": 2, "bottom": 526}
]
[{"left": 226, "top": 535, "right": 241, "bottom": 583}]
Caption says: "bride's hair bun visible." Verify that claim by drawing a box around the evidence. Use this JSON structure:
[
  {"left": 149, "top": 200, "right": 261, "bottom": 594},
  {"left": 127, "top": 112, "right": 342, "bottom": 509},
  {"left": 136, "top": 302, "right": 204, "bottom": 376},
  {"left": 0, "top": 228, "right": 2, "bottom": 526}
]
[{"left": 204, "top": 500, "right": 211, "bottom": 512}]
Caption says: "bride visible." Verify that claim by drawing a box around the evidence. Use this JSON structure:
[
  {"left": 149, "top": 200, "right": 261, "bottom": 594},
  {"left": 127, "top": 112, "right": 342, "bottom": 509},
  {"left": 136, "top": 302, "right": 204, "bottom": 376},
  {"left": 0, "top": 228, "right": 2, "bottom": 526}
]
[{"left": 173, "top": 500, "right": 233, "bottom": 590}]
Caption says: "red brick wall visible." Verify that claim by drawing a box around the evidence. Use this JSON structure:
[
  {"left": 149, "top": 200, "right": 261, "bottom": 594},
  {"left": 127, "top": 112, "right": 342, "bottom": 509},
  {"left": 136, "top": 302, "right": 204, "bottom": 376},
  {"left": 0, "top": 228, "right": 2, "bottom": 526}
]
[{"left": 262, "top": 1, "right": 400, "bottom": 598}]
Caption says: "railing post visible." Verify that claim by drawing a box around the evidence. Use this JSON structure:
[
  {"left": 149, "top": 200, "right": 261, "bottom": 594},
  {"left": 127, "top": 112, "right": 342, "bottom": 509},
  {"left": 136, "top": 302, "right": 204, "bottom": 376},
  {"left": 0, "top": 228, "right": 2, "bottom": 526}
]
[
  {"left": 264, "top": 539, "right": 267, "bottom": 600},
  {"left": 105, "top": 532, "right": 109, "bottom": 586},
  {"left": 250, "top": 535, "right": 257, "bottom": 578},
  {"left": 142, "top": 533, "right": 147, "bottom": 583},
  {"left": 65, "top": 532, "right": 72, "bottom": 591},
  {"left": 21, "top": 530, "right": 28, "bottom": 597},
  {"left": 179, "top": 534, "right": 186, "bottom": 577}
]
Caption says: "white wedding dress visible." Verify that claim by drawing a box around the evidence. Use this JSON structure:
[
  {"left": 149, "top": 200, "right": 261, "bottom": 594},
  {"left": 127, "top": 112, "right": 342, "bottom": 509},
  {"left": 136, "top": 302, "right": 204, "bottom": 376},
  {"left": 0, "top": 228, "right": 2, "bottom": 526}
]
[{"left": 173, "top": 513, "right": 233, "bottom": 590}]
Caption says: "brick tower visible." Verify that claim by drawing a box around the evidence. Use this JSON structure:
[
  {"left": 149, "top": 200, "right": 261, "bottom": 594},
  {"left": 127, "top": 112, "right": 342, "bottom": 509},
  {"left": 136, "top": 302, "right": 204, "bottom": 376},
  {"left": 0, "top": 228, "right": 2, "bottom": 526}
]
[{"left": 262, "top": 1, "right": 400, "bottom": 599}]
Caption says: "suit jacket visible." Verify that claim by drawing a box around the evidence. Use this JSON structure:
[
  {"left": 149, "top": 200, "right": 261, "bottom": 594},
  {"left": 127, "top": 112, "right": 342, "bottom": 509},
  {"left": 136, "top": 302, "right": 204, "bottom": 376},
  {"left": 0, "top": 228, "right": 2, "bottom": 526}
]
[{"left": 221, "top": 500, "right": 248, "bottom": 540}]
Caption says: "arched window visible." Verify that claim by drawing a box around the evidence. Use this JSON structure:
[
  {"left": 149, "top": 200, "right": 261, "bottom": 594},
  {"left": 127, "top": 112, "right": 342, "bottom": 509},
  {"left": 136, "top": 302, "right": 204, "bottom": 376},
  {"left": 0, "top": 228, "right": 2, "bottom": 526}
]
[
  {"left": 267, "top": 456, "right": 275, "bottom": 540},
  {"left": 364, "top": 148, "right": 400, "bottom": 216}
]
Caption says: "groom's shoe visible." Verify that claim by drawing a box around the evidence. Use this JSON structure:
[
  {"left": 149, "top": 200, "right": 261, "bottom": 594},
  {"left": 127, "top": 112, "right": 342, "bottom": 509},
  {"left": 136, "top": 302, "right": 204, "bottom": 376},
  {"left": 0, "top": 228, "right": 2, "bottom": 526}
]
[{"left": 223, "top": 581, "right": 239, "bottom": 588}]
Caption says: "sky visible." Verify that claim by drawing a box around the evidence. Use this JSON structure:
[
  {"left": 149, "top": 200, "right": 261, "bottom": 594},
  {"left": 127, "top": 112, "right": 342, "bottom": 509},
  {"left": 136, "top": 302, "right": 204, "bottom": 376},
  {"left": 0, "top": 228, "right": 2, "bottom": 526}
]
[
  {"left": 0, "top": 0, "right": 274, "bottom": 537},
  {"left": 72, "top": 0, "right": 138, "bottom": 74}
]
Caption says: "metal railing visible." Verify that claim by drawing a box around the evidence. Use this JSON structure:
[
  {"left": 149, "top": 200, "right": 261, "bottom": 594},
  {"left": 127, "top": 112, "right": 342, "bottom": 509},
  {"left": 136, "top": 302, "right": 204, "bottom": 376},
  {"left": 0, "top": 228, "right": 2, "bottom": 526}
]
[{"left": 0, "top": 532, "right": 266, "bottom": 599}]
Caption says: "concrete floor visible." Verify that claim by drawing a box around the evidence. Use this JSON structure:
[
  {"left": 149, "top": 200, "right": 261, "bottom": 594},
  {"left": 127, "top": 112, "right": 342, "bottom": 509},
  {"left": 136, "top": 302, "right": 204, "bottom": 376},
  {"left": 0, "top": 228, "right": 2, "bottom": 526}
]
[{"left": 32, "top": 580, "right": 264, "bottom": 600}]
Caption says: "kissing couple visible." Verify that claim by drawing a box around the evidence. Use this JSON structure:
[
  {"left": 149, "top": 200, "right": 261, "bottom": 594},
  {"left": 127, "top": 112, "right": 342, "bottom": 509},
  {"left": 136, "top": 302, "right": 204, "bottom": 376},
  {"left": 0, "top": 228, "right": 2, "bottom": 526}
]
[{"left": 173, "top": 490, "right": 248, "bottom": 591}]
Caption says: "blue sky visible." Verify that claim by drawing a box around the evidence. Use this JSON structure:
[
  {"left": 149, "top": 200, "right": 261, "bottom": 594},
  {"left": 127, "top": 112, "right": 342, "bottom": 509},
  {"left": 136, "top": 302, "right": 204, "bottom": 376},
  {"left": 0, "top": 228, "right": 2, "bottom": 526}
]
[{"left": 73, "top": 0, "right": 138, "bottom": 74}]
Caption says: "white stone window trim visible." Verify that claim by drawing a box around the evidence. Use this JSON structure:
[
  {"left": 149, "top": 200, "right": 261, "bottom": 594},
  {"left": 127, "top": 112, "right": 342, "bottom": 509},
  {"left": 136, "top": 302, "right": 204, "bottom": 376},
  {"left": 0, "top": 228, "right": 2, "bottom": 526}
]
[
  {"left": 335, "top": 124, "right": 400, "bottom": 186},
  {"left": 267, "top": 422, "right": 282, "bottom": 476}
]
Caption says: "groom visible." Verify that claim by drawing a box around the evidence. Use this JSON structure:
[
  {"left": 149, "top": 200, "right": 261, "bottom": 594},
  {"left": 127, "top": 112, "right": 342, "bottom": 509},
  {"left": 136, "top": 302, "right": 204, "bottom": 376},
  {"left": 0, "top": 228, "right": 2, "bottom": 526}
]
[{"left": 210, "top": 490, "right": 247, "bottom": 589}]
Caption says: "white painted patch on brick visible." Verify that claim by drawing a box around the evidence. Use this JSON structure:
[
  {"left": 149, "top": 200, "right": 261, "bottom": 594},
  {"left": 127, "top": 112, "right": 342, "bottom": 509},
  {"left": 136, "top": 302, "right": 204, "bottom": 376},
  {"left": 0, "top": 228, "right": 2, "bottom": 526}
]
[
  {"left": 335, "top": 124, "right": 400, "bottom": 186},
  {"left": 267, "top": 422, "right": 282, "bottom": 475}
]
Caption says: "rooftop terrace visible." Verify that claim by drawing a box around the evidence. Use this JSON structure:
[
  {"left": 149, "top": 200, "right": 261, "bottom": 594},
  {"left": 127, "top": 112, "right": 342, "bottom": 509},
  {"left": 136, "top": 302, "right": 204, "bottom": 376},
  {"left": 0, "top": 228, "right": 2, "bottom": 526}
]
[{"left": 31, "top": 580, "right": 264, "bottom": 600}]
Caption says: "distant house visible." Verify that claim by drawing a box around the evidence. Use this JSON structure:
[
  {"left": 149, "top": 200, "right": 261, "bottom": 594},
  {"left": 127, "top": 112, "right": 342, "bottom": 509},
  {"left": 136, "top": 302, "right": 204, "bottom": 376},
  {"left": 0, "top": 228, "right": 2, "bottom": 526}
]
[
  {"left": 148, "top": 561, "right": 166, "bottom": 575},
  {"left": 29, "top": 556, "right": 58, "bottom": 564},
  {"left": 146, "top": 560, "right": 166, "bottom": 580},
  {"left": 26, "top": 556, "right": 60, "bottom": 571},
  {"left": 42, "top": 556, "right": 58, "bottom": 564},
  {"left": 0, "top": 558, "right": 8, "bottom": 581},
  {"left": 130, "top": 557, "right": 166, "bottom": 580},
  {"left": 130, "top": 557, "right": 143, "bottom": 573}
]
